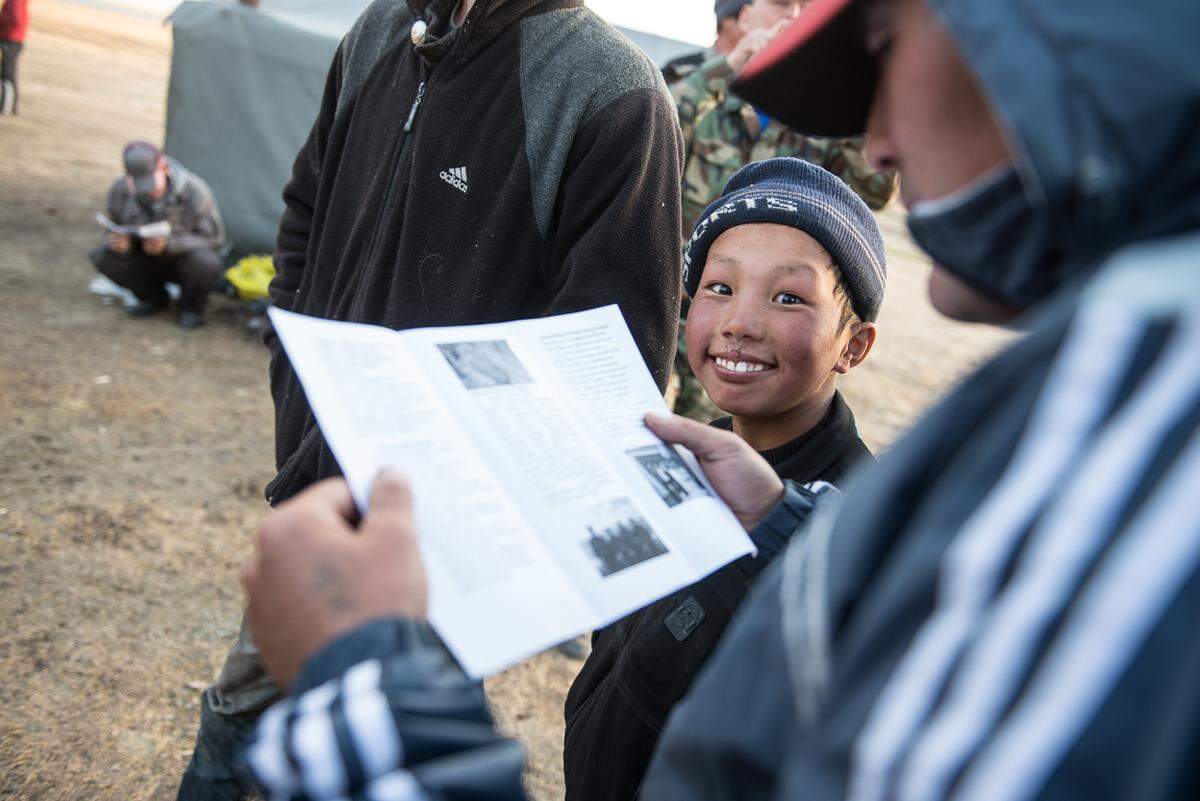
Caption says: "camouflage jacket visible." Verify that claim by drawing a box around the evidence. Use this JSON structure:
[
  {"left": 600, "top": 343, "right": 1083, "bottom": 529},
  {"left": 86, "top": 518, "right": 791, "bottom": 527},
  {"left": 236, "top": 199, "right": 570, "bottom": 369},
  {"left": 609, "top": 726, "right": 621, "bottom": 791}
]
[
  {"left": 661, "top": 48, "right": 709, "bottom": 86},
  {"left": 673, "top": 54, "right": 897, "bottom": 234}
]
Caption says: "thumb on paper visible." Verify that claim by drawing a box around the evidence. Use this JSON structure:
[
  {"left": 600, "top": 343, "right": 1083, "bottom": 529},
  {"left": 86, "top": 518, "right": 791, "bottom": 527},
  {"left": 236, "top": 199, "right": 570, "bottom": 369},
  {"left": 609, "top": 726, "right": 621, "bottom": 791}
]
[
  {"left": 645, "top": 412, "right": 726, "bottom": 458},
  {"left": 364, "top": 469, "right": 414, "bottom": 532}
]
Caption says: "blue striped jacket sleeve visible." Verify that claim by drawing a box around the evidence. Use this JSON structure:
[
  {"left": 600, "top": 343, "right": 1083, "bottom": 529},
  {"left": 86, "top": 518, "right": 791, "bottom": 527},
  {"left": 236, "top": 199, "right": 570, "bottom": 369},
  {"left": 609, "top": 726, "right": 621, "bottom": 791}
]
[{"left": 243, "top": 619, "right": 527, "bottom": 801}]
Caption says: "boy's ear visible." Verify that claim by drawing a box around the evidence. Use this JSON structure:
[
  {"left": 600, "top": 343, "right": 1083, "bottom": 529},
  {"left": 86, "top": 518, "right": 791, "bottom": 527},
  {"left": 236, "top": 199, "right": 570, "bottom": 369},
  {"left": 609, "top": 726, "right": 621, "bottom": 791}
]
[{"left": 834, "top": 322, "right": 877, "bottom": 375}]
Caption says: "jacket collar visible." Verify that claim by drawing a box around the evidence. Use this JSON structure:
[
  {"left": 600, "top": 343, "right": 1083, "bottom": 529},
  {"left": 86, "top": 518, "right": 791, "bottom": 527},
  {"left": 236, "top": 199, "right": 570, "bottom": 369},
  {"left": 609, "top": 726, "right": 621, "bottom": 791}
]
[
  {"left": 712, "top": 390, "right": 866, "bottom": 481},
  {"left": 408, "top": 0, "right": 583, "bottom": 63}
]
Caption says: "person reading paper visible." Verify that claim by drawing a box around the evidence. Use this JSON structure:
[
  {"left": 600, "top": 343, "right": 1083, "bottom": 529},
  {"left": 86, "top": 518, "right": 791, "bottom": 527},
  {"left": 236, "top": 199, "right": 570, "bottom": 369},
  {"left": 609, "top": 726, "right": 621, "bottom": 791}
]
[{"left": 88, "top": 141, "right": 225, "bottom": 329}]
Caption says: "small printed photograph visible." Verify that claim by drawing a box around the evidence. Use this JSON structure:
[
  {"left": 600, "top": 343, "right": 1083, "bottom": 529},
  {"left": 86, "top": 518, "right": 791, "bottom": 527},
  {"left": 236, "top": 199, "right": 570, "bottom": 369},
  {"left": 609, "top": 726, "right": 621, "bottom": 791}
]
[
  {"left": 437, "top": 339, "right": 533, "bottom": 390},
  {"left": 582, "top": 498, "right": 670, "bottom": 578},
  {"left": 627, "top": 443, "right": 710, "bottom": 508}
]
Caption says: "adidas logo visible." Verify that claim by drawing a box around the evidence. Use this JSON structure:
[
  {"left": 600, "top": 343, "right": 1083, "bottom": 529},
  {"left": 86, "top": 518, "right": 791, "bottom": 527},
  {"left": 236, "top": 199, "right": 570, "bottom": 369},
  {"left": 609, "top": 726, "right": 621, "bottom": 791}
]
[{"left": 439, "top": 166, "right": 469, "bottom": 193}]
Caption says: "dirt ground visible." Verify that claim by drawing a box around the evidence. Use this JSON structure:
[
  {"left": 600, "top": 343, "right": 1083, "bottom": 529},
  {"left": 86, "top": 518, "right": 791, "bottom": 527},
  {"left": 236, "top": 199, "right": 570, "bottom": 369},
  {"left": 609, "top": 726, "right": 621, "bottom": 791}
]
[{"left": 0, "top": 4, "right": 1012, "bottom": 799}]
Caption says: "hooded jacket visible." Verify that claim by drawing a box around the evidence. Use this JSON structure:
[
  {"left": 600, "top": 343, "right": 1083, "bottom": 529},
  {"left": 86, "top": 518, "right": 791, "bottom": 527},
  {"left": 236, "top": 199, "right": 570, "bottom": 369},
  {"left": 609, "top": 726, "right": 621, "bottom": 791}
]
[
  {"left": 264, "top": 0, "right": 684, "bottom": 504},
  {"left": 243, "top": 2, "right": 1200, "bottom": 800},
  {"left": 905, "top": 0, "right": 1200, "bottom": 309}
]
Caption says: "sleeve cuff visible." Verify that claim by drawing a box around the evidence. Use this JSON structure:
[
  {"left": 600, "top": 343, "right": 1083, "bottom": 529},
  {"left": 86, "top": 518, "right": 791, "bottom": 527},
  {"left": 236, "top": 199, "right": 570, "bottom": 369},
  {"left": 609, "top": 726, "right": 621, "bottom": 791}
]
[
  {"left": 293, "top": 617, "right": 446, "bottom": 695},
  {"left": 747, "top": 481, "right": 833, "bottom": 561}
]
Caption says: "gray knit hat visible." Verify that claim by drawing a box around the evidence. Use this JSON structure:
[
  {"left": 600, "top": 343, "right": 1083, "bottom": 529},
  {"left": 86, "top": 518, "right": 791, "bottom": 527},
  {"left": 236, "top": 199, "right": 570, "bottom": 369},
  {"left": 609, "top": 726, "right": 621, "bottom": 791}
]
[{"left": 683, "top": 158, "right": 887, "bottom": 321}]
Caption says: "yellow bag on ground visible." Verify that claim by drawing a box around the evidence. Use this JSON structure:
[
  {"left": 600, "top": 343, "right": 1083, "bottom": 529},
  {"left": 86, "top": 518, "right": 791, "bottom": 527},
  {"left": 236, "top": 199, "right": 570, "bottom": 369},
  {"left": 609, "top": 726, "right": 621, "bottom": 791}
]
[{"left": 224, "top": 255, "right": 275, "bottom": 302}]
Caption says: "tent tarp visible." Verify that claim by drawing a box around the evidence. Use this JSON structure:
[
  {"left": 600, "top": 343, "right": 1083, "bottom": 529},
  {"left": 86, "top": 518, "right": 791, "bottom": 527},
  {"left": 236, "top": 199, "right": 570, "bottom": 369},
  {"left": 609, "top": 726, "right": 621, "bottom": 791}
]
[{"left": 165, "top": 0, "right": 698, "bottom": 254}]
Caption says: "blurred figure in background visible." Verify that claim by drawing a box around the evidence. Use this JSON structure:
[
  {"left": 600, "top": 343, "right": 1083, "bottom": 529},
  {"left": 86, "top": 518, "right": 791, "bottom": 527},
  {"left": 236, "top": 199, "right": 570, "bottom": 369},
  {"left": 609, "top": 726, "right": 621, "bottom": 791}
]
[
  {"left": 660, "top": 0, "right": 750, "bottom": 85},
  {"left": 90, "top": 141, "right": 226, "bottom": 328},
  {"left": 674, "top": 0, "right": 896, "bottom": 233},
  {"left": 0, "top": 0, "right": 27, "bottom": 115}
]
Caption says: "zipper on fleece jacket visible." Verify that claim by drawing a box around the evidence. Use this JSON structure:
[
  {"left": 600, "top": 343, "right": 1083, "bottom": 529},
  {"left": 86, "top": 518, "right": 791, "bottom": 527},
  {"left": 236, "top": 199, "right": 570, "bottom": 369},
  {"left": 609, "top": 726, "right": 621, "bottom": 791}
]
[
  {"left": 404, "top": 81, "right": 427, "bottom": 132},
  {"left": 340, "top": 59, "right": 434, "bottom": 322},
  {"left": 376, "top": 60, "right": 431, "bottom": 227},
  {"left": 282, "top": 57, "right": 433, "bottom": 496}
]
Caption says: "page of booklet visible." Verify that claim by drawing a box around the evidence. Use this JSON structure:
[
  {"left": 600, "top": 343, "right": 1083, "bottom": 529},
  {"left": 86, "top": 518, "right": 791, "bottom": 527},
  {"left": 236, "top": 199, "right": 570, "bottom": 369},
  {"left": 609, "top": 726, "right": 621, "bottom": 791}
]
[
  {"left": 268, "top": 305, "right": 753, "bottom": 677},
  {"left": 95, "top": 213, "right": 172, "bottom": 239}
]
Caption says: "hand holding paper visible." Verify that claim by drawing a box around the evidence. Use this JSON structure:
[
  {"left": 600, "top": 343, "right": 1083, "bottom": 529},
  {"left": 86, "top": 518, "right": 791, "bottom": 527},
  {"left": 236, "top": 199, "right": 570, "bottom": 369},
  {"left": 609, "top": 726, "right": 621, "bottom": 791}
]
[
  {"left": 244, "top": 473, "right": 428, "bottom": 689},
  {"left": 264, "top": 305, "right": 756, "bottom": 677},
  {"left": 95, "top": 212, "right": 172, "bottom": 241},
  {"left": 644, "top": 412, "right": 785, "bottom": 531}
]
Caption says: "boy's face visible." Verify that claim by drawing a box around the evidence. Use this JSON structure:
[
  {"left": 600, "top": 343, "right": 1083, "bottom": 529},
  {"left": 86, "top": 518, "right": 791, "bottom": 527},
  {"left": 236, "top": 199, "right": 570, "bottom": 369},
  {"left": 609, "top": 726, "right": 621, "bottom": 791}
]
[{"left": 686, "top": 223, "right": 871, "bottom": 424}]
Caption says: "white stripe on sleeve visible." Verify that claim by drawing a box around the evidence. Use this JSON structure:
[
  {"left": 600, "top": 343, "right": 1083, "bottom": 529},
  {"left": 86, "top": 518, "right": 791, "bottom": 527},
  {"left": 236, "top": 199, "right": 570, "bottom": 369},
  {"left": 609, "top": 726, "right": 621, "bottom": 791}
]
[
  {"left": 297, "top": 679, "right": 340, "bottom": 714},
  {"left": 247, "top": 700, "right": 300, "bottom": 798},
  {"left": 846, "top": 301, "right": 1144, "bottom": 801},
  {"left": 341, "top": 660, "right": 403, "bottom": 781},
  {"left": 366, "top": 771, "right": 426, "bottom": 801},
  {"left": 898, "top": 316, "right": 1200, "bottom": 801},
  {"left": 950, "top": 426, "right": 1200, "bottom": 801},
  {"left": 292, "top": 687, "right": 348, "bottom": 799},
  {"left": 342, "top": 659, "right": 382, "bottom": 695}
]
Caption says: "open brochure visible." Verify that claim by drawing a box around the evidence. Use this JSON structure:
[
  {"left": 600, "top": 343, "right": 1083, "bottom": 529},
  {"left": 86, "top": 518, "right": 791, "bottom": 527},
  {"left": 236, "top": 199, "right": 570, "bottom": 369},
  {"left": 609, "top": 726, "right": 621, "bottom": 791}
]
[
  {"left": 268, "top": 304, "right": 755, "bottom": 678},
  {"left": 95, "top": 212, "right": 171, "bottom": 240}
]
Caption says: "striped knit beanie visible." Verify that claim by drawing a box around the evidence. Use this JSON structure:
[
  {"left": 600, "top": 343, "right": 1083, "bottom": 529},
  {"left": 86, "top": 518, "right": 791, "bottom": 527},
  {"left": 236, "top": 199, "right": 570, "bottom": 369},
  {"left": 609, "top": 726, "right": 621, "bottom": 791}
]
[{"left": 683, "top": 158, "right": 887, "bottom": 322}]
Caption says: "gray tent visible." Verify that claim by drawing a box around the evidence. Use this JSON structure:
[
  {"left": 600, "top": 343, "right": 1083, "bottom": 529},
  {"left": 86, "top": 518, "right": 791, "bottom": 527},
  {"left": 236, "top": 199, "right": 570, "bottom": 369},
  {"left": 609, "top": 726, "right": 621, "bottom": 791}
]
[{"left": 165, "top": 0, "right": 698, "bottom": 254}]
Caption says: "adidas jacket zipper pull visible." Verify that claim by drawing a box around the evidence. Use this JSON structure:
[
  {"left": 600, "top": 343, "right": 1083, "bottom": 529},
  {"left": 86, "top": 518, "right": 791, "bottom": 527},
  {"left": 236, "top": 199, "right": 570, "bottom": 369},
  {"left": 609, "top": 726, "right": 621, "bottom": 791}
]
[{"left": 404, "top": 81, "right": 426, "bottom": 132}]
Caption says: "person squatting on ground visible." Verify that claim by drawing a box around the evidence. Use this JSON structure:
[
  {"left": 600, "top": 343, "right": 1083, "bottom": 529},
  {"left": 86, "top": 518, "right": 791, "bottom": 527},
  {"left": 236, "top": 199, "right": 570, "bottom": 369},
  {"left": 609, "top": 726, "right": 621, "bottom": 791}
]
[
  {"left": 230, "top": 0, "right": 1200, "bottom": 798},
  {"left": 668, "top": 0, "right": 897, "bottom": 421},
  {"left": 89, "top": 141, "right": 226, "bottom": 329},
  {"left": 564, "top": 157, "right": 883, "bottom": 801},
  {"left": 0, "top": 0, "right": 29, "bottom": 115},
  {"left": 176, "top": 0, "right": 685, "bottom": 796}
]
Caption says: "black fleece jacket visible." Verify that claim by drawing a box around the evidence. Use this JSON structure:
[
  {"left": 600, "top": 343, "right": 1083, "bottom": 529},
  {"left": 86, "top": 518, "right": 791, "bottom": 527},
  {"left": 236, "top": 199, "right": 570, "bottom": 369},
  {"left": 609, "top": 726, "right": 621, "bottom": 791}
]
[
  {"left": 563, "top": 391, "right": 870, "bottom": 801},
  {"left": 264, "top": 0, "right": 684, "bottom": 504}
]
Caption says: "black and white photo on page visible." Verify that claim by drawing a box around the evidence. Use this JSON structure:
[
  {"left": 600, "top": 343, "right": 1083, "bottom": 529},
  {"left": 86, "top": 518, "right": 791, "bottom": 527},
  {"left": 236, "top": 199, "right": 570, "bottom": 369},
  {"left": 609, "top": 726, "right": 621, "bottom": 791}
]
[
  {"left": 437, "top": 339, "right": 533, "bottom": 390},
  {"left": 581, "top": 497, "right": 670, "bottom": 578},
  {"left": 627, "top": 443, "right": 711, "bottom": 508}
]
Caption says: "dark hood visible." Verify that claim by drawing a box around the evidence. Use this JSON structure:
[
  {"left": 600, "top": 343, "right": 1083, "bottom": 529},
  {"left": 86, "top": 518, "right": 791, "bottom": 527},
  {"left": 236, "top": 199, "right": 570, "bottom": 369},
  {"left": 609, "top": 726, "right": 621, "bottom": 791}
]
[{"left": 926, "top": 0, "right": 1200, "bottom": 295}]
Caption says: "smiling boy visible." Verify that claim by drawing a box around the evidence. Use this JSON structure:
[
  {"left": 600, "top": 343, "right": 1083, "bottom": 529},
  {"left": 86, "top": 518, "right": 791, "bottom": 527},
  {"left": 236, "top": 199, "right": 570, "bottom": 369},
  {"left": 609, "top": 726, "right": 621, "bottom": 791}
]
[
  {"left": 562, "top": 157, "right": 887, "bottom": 801},
  {"left": 688, "top": 205, "right": 875, "bottom": 453}
]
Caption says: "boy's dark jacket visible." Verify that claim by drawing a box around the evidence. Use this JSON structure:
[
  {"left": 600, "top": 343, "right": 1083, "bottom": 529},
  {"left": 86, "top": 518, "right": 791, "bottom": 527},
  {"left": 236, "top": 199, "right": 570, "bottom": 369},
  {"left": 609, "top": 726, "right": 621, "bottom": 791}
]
[
  {"left": 563, "top": 391, "right": 871, "bottom": 801},
  {"left": 263, "top": 0, "right": 683, "bottom": 504}
]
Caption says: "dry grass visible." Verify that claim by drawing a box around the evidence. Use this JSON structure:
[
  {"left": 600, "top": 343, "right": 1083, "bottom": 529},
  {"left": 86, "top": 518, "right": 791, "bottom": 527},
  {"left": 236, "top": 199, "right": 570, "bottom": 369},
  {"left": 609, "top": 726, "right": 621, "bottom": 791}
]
[{"left": 0, "top": 3, "right": 1011, "bottom": 799}]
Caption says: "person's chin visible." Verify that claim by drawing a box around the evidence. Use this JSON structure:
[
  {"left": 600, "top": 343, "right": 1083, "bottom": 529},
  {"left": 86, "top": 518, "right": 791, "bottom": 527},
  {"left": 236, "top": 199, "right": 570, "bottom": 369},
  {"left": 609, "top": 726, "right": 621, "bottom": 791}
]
[
  {"left": 708, "top": 392, "right": 763, "bottom": 419},
  {"left": 927, "top": 265, "right": 1019, "bottom": 325},
  {"left": 700, "top": 374, "right": 775, "bottom": 419}
]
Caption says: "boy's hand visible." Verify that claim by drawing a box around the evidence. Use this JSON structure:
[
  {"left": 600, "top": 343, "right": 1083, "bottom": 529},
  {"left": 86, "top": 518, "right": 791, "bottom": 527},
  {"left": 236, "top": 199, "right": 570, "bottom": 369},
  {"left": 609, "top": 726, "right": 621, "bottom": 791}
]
[
  {"left": 242, "top": 471, "right": 428, "bottom": 690},
  {"left": 645, "top": 413, "right": 784, "bottom": 531}
]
